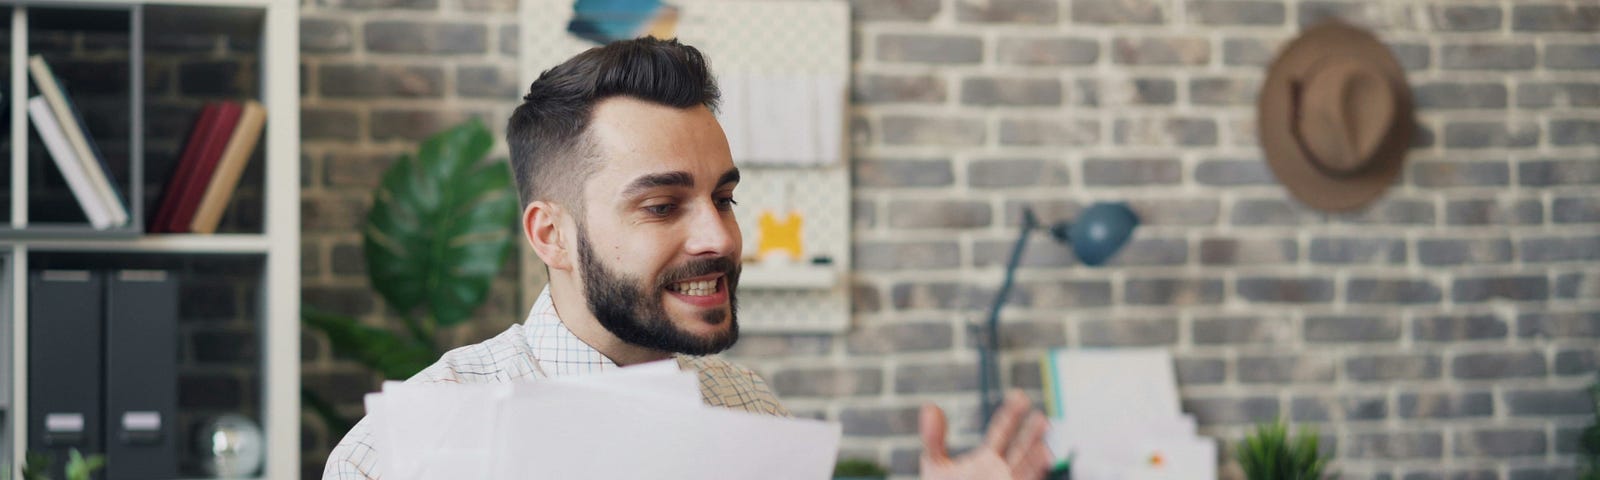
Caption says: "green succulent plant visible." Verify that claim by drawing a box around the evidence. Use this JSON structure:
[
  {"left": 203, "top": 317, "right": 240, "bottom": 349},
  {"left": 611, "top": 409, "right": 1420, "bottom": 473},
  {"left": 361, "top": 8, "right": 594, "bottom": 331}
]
[
  {"left": 17, "top": 449, "right": 105, "bottom": 480},
  {"left": 302, "top": 119, "right": 520, "bottom": 435},
  {"left": 1581, "top": 373, "right": 1599, "bottom": 480},
  {"left": 832, "top": 458, "right": 888, "bottom": 479},
  {"left": 1236, "top": 419, "right": 1328, "bottom": 480}
]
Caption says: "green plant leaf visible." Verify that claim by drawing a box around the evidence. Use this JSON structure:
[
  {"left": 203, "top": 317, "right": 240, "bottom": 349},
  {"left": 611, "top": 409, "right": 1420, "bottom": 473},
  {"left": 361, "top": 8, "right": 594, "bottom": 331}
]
[
  {"left": 364, "top": 119, "right": 518, "bottom": 328},
  {"left": 22, "top": 452, "right": 51, "bottom": 480},
  {"left": 301, "top": 306, "right": 436, "bottom": 379},
  {"left": 63, "top": 449, "right": 104, "bottom": 480}
]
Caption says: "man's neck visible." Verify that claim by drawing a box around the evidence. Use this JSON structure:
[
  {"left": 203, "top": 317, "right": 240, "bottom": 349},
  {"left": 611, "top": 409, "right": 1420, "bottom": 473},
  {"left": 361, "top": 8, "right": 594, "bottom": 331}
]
[{"left": 546, "top": 280, "right": 673, "bottom": 367}]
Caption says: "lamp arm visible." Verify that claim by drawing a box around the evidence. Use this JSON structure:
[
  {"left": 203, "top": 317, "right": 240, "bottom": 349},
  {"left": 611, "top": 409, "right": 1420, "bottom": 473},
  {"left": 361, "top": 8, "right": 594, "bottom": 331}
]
[{"left": 980, "top": 207, "right": 1038, "bottom": 425}]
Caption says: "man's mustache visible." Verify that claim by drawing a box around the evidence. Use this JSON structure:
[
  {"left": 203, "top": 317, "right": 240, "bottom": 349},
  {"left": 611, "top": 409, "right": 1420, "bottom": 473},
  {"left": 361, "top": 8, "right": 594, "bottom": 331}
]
[{"left": 657, "top": 256, "right": 739, "bottom": 287}]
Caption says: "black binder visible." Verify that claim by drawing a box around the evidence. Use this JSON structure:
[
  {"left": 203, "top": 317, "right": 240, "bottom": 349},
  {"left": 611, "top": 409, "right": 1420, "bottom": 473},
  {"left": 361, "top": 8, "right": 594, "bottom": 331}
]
[
  {"left": 28, "top": 270, "right": 104, "bottom": 479},
  {"left": 103, "top": 270, "right": 178, "bottom": 479}
]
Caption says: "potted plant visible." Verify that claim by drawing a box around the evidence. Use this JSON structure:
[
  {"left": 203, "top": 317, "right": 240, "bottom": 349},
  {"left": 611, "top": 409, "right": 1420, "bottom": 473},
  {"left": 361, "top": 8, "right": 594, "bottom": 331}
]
[
  {"left": 301, "top": 119, "right": 520, "bottom": 435},
  {"left": 1582, "top": 373, "right": 1599, "bottom": 480},
  {"left": 1236, "top": 419, "right": 1329, "bottom": 480},
  {"left": 833, "top": 457, "right": 889, "bottom": 480},
  {"left": 13, "top": 449, "right": 106, "bottom": 480}
]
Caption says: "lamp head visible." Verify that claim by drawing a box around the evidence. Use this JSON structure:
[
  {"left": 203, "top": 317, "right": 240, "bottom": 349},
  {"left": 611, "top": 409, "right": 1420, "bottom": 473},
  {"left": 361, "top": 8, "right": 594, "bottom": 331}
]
[{"left": 1044, "top": 202, "right": 1140, "bottom": 266}]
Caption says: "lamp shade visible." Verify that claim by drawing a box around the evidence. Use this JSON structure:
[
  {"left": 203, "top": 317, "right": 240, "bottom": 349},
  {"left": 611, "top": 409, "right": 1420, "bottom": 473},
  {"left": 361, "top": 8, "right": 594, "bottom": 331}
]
[{"left": 1048, "top": 202, "right": 1140, "bottom": 267}]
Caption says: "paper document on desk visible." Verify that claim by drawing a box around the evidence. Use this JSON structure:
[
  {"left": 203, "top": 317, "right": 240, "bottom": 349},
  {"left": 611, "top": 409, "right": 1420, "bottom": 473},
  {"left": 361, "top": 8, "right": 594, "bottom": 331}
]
[{"left": 367, "top": 359, "right": 841, "bottom": 480}]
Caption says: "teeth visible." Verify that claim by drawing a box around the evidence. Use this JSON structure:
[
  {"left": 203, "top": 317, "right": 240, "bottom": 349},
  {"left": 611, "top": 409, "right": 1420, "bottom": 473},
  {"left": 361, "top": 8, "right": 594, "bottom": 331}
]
[{"left": 670, "top": 279, "right": 717, "bottom": 296}]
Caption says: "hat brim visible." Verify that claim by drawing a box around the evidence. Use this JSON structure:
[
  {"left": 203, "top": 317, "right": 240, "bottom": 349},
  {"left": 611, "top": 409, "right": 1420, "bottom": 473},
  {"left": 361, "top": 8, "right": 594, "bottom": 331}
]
[{"left": 1257, "top": 21, "right": 1415, "bottom": 213}]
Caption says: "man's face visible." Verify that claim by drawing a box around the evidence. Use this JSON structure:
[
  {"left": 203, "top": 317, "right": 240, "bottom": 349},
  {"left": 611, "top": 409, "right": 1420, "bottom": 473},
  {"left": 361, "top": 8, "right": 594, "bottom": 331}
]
[{"left": 570, "top": 96, "right": 742, "bottom": 355}]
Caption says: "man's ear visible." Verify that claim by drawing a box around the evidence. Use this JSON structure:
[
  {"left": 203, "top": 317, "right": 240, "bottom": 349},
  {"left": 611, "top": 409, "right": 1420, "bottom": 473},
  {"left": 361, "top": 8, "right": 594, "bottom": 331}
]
[{"left": 524, "top": 201, "right": 573, "bottom": 272}]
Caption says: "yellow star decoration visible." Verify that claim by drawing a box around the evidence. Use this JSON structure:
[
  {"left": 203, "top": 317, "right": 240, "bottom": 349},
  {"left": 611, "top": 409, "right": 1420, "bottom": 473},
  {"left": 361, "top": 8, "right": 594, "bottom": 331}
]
[{"left": 757, "top": 210, "right": 804, "bottom": 262}]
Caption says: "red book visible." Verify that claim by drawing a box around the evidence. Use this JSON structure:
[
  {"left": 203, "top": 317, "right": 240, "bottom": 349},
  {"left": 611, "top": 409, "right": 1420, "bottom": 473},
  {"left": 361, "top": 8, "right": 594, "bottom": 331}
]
[
  {"left": 150, "top": 103, "right": 218, "bottom": 233},
  {"left": 166, "top": 101, "right": 242, "bottom": 233}
]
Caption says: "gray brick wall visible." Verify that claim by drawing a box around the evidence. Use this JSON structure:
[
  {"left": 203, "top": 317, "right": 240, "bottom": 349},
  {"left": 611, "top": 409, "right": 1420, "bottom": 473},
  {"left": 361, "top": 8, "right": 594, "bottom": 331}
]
[{"left": 297, "top": 0, "right": 1600, "bottom": 478}]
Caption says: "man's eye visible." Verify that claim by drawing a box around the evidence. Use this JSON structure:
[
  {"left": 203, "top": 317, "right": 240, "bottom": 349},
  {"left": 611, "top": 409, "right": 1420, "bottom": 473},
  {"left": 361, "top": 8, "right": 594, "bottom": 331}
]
[
  {"left": 715, "top": 197, "right": 738, "bottom": 210},
  {"left": 644, "top": 204, "right": 677, "bottom": 216}
]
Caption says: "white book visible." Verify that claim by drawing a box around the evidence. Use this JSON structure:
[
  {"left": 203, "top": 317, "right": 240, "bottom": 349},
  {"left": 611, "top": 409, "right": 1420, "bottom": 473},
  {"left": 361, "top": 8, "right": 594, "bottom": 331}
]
[
  {"left": 28, "top": 96, "right": 112, "bottom": 229},
  {"left": 29, "top": 55, "right": 127, "bottom": 227}
]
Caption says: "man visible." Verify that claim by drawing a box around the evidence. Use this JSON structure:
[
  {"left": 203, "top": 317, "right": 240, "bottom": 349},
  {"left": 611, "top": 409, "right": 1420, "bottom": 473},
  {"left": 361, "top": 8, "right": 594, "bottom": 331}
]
[{"left": 325, "top": 37, "right": 1053, "bottom": 479}]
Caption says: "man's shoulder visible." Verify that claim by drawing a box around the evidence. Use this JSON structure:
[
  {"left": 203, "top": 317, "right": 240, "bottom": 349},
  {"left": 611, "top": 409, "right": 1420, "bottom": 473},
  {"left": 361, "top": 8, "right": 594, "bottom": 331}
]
[
  {"left": 411, "top": 324, "right": 541, "bottom": 384},
  {"left": 675, "top": 354, "right": 790, "bottom": 417}
]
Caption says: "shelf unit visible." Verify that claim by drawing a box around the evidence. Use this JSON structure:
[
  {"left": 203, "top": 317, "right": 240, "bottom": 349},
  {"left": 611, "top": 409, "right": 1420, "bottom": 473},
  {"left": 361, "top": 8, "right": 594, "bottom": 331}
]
[{"left": 0, "top": 0, "right": 299, "bottom": 477}]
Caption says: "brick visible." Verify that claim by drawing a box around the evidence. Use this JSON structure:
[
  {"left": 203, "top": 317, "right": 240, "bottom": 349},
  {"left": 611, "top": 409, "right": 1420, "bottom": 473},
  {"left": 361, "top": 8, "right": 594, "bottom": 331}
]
[
  {"left": 1309, "top": 237, "right": 1406, "bottom": 264},
  {"left": 1414, "top": 83, "right": 1507, "bottom": 110},
  {"left": 301, "top": 195, "right": 370, "bottom": 234},
  {"left": 180, "top": 283, "right": 239, "bottom": 321},
  {"left": 854, "top": 158, "right": 953, "bottom": 188},
  {"left": 1445, "top": 198, "right": 1543, "bottom": 226},
  {"left": 1074, "top": 0, "right": 1164, "bottom": 24},
  {"left": 1240, "top": 354, "right": 1337, "bottom": 384},
  {"left": 1554, "top": 196, "right": 1600, "bottom": 223},
  {"left": 1003, "top": 199, "right": 1082, "bottom": 228},
  {"left": 877, "top": 34, "right": 982, "bottom": 64},
  {"left": 1518, "top": 82, "right": 1600, "bottom": 109},
  {"left": 1521, "top": 235, "right": 1600, "bottom": 262},
  {"left": 178, "top": 61, "right": 249, "bottom": 96},
  {"left": 1114, "top": 117, "right": 1216, "bottom": 146},
  {"left": 1199, "top": 237, "right": 1297, "bottom": 265},
  {"left": 1414, "top": 314, "right": 1508, "bottom": 342},
  {"left": 320, "top": 64, "right": 444, "bottom": 98},
  {"left": 1079, "top": 317, "right": 1178, "bottom": 346},
  {"left": 1510, "top": 467, "right": 1580, "bottom": 480},
  {"left": 1193, "top": 315, "right": 1293, "bottom": 345},
  {"left": 1223, "top": 38, "right": 1272, "bottom": 66},
  {"left": 180, "top": 373, "right": 245, "bottom": 409},
  {"left": 855, "top": 241, "right": 960, "bottom": 270},
  {"left": 1306, "top": 315, "right": 1401, "bottom": 342},
  {"left": 997, "top": 37, "right": 1099, "bottom": 66},
  {"left": 1175, "top": 357, "right": 1226, "bottom": 386},
  {"left": 1518, "top": 310, "right": 1600, "bottom": 339},
  {"left": 325, "top": 0, "right": 434, "bottom": 8},
  {"left": 968, "top": 158, "right": 1071, "bottom": 188},
  {"left": 1452, "top": 351, "right": 1547, "bottom": 380},
  {"left": 1348, "top": 432, "right": 1444, "bottom": 460},
  {"left": 723, "top": 336, "right": 833, "bottom": 358},
  {"left": 365, "top": 21, "right": 486, "bottom": 55},
  {"left": 891, "top": 282, "right": 992, "bottom": 310},
  {"left": 1231, "top": 198, "right": 1318, "bottom": 226},
  {"left": 1417, "top": 238, "right": 1512, "bottom": 266},
  {"left": 1453, "top": 275, "right": 1549, "bottom": 303},
  {"left": 963, "top": 77, "right": 1061, "bottom": 106},
  {"left": 998, "top": 119, "right": 1100, "bottom": 146},
  {"left": 370, "top": 108, "right": 483, "bottom": 141},
  {"left": 1196, "top": 158, "right": 1275, "bottom": 186},
  {"left": 1291, "top": 394, "right": 1387, "bottom": 422},
  {"left": 1114, "top": 78, "right": 1177, "bottom": 105},
  {"left": 1512, "top": 5, "right": 1600, "bottom": 32},
  {"left": 1024, "top": 280, "right": 1114, "bottom": 309},
  {"left": 192, "top": 329, "right": 258, "bottom": 364},
  {"left": 329, "top": 243, "right": 366, "bottom": 277},
  {"left": 895, "top": 361, "right": 977, "bottom": 393},
  {"left": 1190, "top": 77, "right": 1257, "bottom": 106},
  {"left": 1430, "top": 5, "right": 1502, "bottom": 31},
  {"left": 1454, "top": 429, "right": 1546, "bottom": 457},
  {"left": 1347, "top": 279, "right": 1442, "bottom": 305},
  {"left": 1442, "top": 43, "right": 1536, "bottom": 70},
  {"left": 300, "top": 107, "right": 361, "bottom": 140},
  {"left": 771, "top": 367, "right": 882, "bottom": 398},
  {"left": 1402, "top": 470, "right": 1498, "bottom": 480},
  {"left": 1297, "top": 1, "right": 1375, "bottom": 27},
  {"left": 839, "top": 406, "right": 920, "bottom": 436},
  {"left": 1556, "top": 349, "right": 1597, "bottom": 375},
  {"left": 1506, "top": 387, "right": 1591, "bottom": 416},
  {"left": 301, "top": 241, "right": 322, "bottom": 277},
  {"left": 1551, "top": 119, "right": 1600, "bottom": 146},
  {"left": 972, "top": 239, "right": 1079, "bottom": 269},
  {"left": 1182, "top": 396, "right": 1279, "bottom": 425},
  {"left": 1347, "top": 354, "right": 1443, "bottom": 382},
  {"left": 301, "top": 17, "right": 353, "bottom": 53},
  {"left": 1556, "top": 272, "right": 1599, "bottom": 300},
  {"left": 1398, "top": 391, "right": 1494, "bottom": 419},
  {"left": 887, "top": 200, "right": 991, "bottom": 229},
  {"left": 853, "top": 74, "right": 945, "bottom": 104},
  {"left": 1189, "top": 0, "right": 1284, "bottom": 25},
  {"left": 1082, "top": 157, "right": 1181, "bottom": 186},
  {"left": 301, "top": 285, "right": 376, "bottom": 317},
  {"left": 996, "top": 319, "right": 1068, "bottom": 349},
  {"left": 457, "top": 65, "right": 518, "bottom": 99},
  {"left": 499, "top": 25, "right": 518, "bottom": 56},
  {"left": 956, "top": 0, "right": 1057, "bottom": 24},
  {"left": 853, "top": 200, "right": 876, "bottom": 230},
  {"left": 1111, "top": 37, "right": 1210, "bottom": 66},
  {"left": 1328, "top": 198, "right": 1436, "bottom": 225},
  {"left": 1411, "top": 161, "right": 1510, "bottom": 188},
  {"left": 1099, "top": 237, "right": 1186, "bottom": 267},
  {"left": 852, "top": 282, "right": 882, "bottom": 314},
  {"left": 850, "top": 0, "right": 940, "bottom": 22},
  {"left": 1124, "top": 277, "right": 1224, "bottom": 306},
  {"left": 1127, "top": 199, "right": 1220, "bottom": 226},
  {"left": 1519, "top": 158, "right": 1600, "bottom": 186},
  {"left": 1238, "top": 277, "right": 1335, "bottom": 303},
  {"left": 882, "top": 115, "right": 986, "bottom": 146},
  {"left": 1557, "top": 426, "right": 1587, "bottom": 454}
]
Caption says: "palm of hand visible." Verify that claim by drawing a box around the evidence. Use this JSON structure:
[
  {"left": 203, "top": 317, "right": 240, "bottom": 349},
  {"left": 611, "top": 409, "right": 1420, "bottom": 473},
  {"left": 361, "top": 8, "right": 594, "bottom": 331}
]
[{"left": 918, "top": 390, "right": 1053, "bottom": 480}]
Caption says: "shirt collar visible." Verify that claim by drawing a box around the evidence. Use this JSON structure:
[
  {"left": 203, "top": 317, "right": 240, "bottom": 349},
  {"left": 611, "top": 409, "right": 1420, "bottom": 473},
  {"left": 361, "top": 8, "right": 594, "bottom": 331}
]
[{"left": 523, "top": 286, "right": 618, "bottom": 377}]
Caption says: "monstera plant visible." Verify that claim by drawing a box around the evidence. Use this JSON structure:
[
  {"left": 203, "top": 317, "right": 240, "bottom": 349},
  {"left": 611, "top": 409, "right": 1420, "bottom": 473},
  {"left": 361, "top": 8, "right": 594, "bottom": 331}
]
[{"left": 302, "top": 119, "right": 520, "bottom": 434}]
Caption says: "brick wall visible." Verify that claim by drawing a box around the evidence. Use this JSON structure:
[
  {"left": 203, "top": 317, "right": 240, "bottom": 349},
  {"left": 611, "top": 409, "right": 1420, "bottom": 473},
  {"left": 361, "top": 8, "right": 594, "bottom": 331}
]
[{"left": 297, "top": 0, "right": 1599, "bottom": 478}]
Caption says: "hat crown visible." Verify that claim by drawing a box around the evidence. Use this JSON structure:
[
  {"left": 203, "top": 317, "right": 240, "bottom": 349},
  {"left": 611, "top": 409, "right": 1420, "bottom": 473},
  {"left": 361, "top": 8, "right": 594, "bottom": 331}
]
[{"left": 1294, "top": 58, "right": 1397, "bottom": 177}]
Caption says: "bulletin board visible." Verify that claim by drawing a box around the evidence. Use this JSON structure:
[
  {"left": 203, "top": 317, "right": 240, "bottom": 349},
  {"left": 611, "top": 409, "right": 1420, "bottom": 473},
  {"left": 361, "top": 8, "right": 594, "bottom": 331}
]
[{"left": 519, "top": 0, "right": 853, "bottom": 333}]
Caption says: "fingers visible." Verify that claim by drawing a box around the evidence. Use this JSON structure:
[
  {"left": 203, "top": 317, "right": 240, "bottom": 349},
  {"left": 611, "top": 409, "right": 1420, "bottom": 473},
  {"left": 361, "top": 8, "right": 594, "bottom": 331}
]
[
  {"left": 983, "top": 390, "right": 1032, "bottom": 454},
  {"left": 1005, "top": 411, "right": 1048, "bottom": 467},
  {"left": 1019, "top": 442, "right": 1055, "bottom": 480},
  {"left": 919, "top": 403, "right": 950, "bottom": 463}
]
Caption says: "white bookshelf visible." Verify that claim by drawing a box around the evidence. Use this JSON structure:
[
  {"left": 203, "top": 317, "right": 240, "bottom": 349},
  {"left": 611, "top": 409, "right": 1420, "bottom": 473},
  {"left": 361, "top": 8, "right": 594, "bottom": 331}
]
[{"left": 1, "top": 0, "right": 299, "bottom": 477}]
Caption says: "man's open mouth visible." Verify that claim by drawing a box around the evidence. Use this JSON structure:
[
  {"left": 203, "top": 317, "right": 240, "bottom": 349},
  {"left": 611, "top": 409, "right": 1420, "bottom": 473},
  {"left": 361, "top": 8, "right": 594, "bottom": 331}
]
[{"left": 666, "top": 276, "right": 721, "bottom": 297}]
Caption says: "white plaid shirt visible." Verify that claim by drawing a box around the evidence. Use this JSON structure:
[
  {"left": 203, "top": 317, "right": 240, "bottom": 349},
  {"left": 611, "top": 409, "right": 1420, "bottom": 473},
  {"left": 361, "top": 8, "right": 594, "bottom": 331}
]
[{"left": 322, "top": 287, "right": 789, "bottom": 479}]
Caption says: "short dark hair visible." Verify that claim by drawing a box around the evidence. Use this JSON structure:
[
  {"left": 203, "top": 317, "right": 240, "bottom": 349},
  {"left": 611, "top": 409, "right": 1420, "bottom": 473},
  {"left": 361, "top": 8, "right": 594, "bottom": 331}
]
[{"left": 506, "top": 37, "right": 721, "bottom": 211}]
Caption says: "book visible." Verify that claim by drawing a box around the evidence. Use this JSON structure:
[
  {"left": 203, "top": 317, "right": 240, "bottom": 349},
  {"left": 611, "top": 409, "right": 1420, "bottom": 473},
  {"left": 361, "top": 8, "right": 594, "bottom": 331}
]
[
  {"left": 164, "top": 101, "right": 242, "bottom": 233},
  {"left": 27, "top": 96, "right": 113, "bottom": 229},
  {"left": 189, "top": 101, "right": 266, "bottom": 234},
  {"left": 150, "top": 104, "right": 218, "bottom": 233},
  {"left": 28, "top": 55, "right": 127, "bottom": 227}
]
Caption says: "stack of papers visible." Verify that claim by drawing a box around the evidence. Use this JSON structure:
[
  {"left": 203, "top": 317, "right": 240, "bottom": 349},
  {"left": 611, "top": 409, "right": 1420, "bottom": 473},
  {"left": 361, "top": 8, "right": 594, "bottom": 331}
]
[
  {"left": 1042, "top": 349, "right": 1217, "bottom": 480},
  {"left": 365, "top": 360, "right": 842, "bottom": 479}
]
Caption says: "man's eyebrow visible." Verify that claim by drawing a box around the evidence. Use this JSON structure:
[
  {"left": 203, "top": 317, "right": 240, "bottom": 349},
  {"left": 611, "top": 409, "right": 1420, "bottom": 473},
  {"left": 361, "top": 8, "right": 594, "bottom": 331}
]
[
  {"left": 621, "top": 171, "right": 695, "bottom": 199},
  {"left": 717, "top": 168, "right": 740, "bottom": 188}
]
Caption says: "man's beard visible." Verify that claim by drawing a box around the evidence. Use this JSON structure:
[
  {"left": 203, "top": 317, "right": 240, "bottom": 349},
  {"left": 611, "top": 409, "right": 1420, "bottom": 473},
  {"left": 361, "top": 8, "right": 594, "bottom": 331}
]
[{"left": 576, "top": 224, "right": 740, "bottom": 356}]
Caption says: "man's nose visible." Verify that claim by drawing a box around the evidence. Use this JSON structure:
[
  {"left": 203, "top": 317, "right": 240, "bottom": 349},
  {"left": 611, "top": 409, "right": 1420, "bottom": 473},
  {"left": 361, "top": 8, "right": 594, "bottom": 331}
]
[{"left": 684, "top": 203, "right": 738, "bottom": 257}]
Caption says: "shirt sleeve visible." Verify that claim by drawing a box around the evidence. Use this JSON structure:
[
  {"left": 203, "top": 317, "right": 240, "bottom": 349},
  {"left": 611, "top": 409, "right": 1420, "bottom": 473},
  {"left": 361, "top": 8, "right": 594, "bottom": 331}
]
[{"left": 322, "top": 417, "right": 381, "bottom": 480}]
